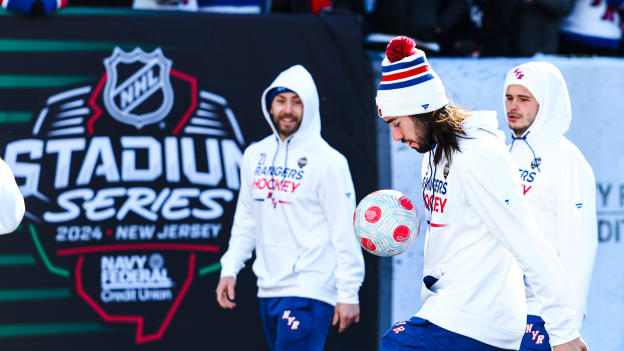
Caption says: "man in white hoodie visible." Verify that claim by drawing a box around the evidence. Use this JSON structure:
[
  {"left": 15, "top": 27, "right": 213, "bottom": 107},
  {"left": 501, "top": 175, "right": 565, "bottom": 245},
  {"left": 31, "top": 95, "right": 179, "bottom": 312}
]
[
  {"left": 504, "top": 62, "right": 597, "bottom": 351},
  {"left": 215, "top": 65, "right": 365, "bottom": 351},
  {"left": 0, "top": 157, "right": 24, "bottom": 235},
  {"left": 376, "top": 36, "right": 588, "bottom": 351}
]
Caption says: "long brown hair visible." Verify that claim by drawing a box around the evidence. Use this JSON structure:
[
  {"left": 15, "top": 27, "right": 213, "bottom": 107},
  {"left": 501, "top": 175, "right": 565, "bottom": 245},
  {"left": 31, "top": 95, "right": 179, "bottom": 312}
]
[{"left": 410, "top": 104, "right": 470, "bottom": 164}]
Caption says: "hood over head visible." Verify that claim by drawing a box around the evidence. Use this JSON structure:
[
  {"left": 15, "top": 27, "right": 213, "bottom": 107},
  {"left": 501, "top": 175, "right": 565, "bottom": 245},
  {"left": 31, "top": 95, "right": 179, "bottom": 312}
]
[
  {"left": 503, "top": 62, "right": 571, "bottom": 148},
  {"left": 261, "top": 65, "right": 321, "bottom": 146}
]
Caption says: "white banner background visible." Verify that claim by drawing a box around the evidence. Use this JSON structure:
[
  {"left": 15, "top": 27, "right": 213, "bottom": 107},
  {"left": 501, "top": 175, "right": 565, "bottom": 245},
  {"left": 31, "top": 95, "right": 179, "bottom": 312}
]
[{"left": 388, "top": 55, "right": 624, "bottom": 351}]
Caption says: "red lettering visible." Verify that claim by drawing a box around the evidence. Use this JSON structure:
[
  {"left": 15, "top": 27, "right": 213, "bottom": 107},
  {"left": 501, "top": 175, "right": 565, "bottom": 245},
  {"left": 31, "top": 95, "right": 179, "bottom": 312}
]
[
  {"left": 439, "top": 198, "right": 447, "bottom": 213},
  {"left": 531, "top": 330, "right": 539, "bottom": 340},
  {"left": 274, "top": 179, "right": 283, "bottom": 192},
  {"left": 525, "top": 324, "right": 533, "bottom": 333},
  {"left": 253, "top": 179, "right": 262, "bottom": 189},
  {"left": 523, "top": 184, "right": 532, "bottom": 195},
  {"left": 291, "top": 182, "right": 301, "bottom": 193},
  {"left": 433, "top": 197, "right": 440, "bottom": 212}
]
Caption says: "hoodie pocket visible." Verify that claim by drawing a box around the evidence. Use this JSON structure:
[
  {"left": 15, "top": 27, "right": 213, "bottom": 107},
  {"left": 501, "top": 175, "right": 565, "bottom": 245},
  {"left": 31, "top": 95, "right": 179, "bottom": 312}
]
[{"left": 254, "top": 242, "right": 298, "bottom": 287}]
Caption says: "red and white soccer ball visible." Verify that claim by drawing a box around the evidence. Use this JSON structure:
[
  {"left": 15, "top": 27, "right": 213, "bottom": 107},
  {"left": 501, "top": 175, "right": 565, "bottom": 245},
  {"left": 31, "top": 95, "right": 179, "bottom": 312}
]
[{"left": 353, "top": 190, "right": 420, "bottom": 257}]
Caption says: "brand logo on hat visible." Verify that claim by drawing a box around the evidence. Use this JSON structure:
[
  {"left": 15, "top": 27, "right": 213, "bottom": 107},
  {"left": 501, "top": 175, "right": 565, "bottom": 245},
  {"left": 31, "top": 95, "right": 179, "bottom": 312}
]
[
  {"left": 422, "top": 104, "right": 429, "bottom": 110},
  {"left": 514, "top": 68, "right": 524, "bottom": 80},
  {"left": 377, "top": 105, "right": 383, "bottom": 117}
]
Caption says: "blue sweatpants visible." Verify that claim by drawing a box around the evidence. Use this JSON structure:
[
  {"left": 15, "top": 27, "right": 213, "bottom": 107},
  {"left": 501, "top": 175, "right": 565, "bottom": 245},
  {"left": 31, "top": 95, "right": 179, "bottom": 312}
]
[
  {"left": 379, "top": 316, "right": 513, "bottom": 351},
  {"left": 519, "top": 315, "right": 551, "bottom": 350},
  {"left": 258, "top": 297, "right": 334, "bottom": 351}
]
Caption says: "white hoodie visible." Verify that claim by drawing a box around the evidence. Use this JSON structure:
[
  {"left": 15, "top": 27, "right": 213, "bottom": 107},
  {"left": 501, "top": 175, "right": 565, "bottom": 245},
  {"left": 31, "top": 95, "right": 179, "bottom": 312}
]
[
  {"left": 504, "top": 62, "right": 598, "bottom": 330},
  {"left": 220, "top": 65, "right": 365, "bottom": 306},
  {"left": 417, "top": 111, "right": 578, "bottom": 349},
  {"left": 0, "top": 157, "right": 24, "bottom": 235}
]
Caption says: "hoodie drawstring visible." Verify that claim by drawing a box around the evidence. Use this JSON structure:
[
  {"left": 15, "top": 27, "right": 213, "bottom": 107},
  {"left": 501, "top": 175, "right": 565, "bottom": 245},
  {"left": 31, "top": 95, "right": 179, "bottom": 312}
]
[
  {"left": 423, "top": 143, "right": 438, "bottom": 225},
  {"left": 268, "top": 137, "right": 292, "bottom": 208},
  {"left": 510, "top": 131, "right": 541, "bottom": 172}
]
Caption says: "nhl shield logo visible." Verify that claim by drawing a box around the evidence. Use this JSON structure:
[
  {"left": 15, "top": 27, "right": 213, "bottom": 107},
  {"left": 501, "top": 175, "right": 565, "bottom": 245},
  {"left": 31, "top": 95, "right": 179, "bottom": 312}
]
[{"left": 103, "top": 47, "right": 174, "bottom": 129}]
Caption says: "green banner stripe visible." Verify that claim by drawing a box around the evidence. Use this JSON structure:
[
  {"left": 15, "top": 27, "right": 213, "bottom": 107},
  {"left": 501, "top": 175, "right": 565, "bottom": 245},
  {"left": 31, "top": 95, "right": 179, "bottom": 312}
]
[
  {"left": 0, "top": 75, "right": 94, "bottom": 88},
  {"left": 0, "top": 112, "right": 32, "bottom": 123},
  {"left": 29, "top": 224, "right": 69, "bottom": 278},
  {"left": 0, "top": 254, "right": 36, "bottom": 266},
  {"left": 0, "top": 322, "right": 115, "bottom": 338},
  {"left": 0, "top": 288, "right": 71, "bottom": 302},
  {"left": 198, "top": 262, "right": 221, "bottom": 276},
  {"left": 0, "top": 39, "right": 155, "bottom": 52},
  {"left": 0, "top": 7, "right": 167, "bottom": 16}
]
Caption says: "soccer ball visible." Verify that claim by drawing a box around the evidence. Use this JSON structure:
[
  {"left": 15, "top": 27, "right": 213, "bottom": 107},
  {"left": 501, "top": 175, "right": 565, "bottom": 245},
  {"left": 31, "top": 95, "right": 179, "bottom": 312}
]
[{"left": 353, "top": 190, "right": 420, "bottom": 257}]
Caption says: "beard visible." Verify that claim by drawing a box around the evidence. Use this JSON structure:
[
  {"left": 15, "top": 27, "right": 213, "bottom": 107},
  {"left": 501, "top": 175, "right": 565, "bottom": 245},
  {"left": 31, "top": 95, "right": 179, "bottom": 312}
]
[
  {"left": 274, "top": 113, "right": 301, "bottom": 137},
  {"left": 405, "top": 116, "right": 435, "bottom": 153}
]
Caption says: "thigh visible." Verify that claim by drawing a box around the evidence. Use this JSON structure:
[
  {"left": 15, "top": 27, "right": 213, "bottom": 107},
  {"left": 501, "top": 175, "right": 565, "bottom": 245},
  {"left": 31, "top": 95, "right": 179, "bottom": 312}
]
[
  {"left": 519, "top": 315, "right": 551, "bottom": 351},
  {"left": 380, "top": 317, "right": 510, "bottom": 351},
  {"left": 274, "top": 297, "right": 334, "bottom": 351},
  {"left": 258, "top": 298, "right": 281, "bottom": 351}
]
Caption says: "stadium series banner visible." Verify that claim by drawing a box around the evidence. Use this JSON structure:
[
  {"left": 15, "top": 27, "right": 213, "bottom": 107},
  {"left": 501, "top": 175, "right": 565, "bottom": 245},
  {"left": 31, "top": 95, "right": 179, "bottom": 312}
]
[{"left": 0, "top": 10, "right": 378, "bottom": 351}]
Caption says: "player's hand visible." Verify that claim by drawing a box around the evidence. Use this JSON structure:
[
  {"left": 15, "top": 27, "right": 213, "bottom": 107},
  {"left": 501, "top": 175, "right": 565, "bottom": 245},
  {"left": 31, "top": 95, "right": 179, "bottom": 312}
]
[
  {"left": 553, "top": 337, "right": 589, "bottom": 351},
  {"left": 332, "top": 303, "right": 360, "bottom": 333},
  {"left": 216, "top": 276, "right": 237, "bottom": 309}
]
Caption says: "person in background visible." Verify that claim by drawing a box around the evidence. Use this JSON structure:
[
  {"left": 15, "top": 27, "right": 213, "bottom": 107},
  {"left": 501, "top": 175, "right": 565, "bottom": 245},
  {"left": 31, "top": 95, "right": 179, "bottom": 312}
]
[
  {"left": 504, "top": 61, "right": 597, "bottom": 351},
  {"left": 216, "top": 64, "right": 365, "bottom": 351}
]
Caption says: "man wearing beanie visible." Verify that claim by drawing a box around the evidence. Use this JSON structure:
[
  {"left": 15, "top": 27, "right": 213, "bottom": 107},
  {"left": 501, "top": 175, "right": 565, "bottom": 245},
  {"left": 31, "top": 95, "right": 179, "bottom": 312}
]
[
  {"left": 377, "top": 36, "right": 588, "bottom": 351},
  {"left": 504, "top": 62, "right": 597, "bottom": 351},
  {"left": 216, "top": 65, "right": 365, "bottom": 351}
]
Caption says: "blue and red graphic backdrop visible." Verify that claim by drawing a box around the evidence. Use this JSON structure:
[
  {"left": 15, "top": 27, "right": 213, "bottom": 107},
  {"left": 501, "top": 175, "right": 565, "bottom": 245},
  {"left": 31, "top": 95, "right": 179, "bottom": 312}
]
[{"left": 0, "top": 8, "right": 378, "bottom": 351}]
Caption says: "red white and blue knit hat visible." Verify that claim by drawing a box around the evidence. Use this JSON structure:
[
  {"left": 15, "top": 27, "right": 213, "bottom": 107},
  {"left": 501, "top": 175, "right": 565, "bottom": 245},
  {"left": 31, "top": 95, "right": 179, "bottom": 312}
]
[{"left": 375, "top": 36, "right": 448, "bottom": 118}]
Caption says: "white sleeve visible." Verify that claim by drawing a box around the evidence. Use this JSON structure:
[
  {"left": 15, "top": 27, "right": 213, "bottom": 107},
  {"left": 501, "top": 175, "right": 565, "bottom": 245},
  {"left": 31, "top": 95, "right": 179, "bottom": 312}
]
[
  {"left": 219, "top": 149, "right": 256, "bottom": 278},
  {"left": 319, "top": 154, "right": 364, "bottom": 304},
  {"left": 555, "top": 156, "right": 597, "bottom": 329},
  {"left": 461, "top": 147, "right": 579, "bottom": 346},
  {"left": 0, "top": 158, "right": 24, "bottom": 235}
]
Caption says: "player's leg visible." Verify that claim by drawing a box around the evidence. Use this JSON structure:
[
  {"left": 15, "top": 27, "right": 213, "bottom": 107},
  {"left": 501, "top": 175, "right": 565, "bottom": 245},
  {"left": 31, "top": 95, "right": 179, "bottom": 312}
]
[
  {"left": 273, "top": 297, "right": 334, "bottom": 351},
  {"left": 519, "top": 315, "right": 551, "bottom": 350},
  {"left": 258, "top": 297, "right": 280, "bottom": 351},
  {"left": 379, "top": 317, "right": 513, "bottom": 351}
]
